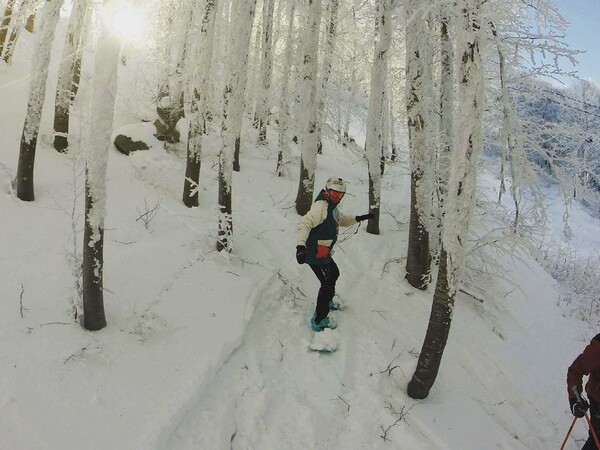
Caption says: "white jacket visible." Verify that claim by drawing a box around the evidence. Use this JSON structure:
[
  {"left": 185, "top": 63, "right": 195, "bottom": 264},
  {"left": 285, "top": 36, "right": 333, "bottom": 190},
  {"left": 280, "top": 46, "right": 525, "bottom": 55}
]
[{"left": 297, "top": 199, "right": 357, "bottom": 246}]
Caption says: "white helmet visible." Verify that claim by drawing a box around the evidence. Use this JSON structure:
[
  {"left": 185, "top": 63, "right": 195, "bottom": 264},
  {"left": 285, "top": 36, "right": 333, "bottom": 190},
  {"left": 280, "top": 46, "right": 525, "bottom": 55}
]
[{"left": 325, "top": 177, "right": 347, "bottom": 193}]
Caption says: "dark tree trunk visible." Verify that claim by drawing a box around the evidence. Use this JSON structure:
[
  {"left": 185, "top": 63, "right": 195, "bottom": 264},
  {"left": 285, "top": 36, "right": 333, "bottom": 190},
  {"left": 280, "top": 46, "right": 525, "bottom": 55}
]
[
  {"left": 3, "top": 18, "right": 19, "bottom": 63},
  {"left": 183, "top": 124, "right": 201, "bottom": 207},
  {"left": 16, "top": 128, "right": 38, "bottom": 201},
  {"left": 366, "top": 173, "right": 380, "bottom": 235},
  {"left": 405, "top": 169, "right": 431, "bottom": 289},
  {"left": 25, "top": 8, "right": 36, "bottom": 33},
  {"left": 407, "top": 248, "right": 453, "bottom": 399},
  {"left": 53, "top": 106, "right": 69, "bottom": 152},
  {"left": 217, "top": 171, "right": 232, "bottom": 252},
  {"left": 295, "top": 159, "right": 313, "bottom": 215},
  {"left": 82, "top": 181, "right": 107, "bottom": 331},
  {"left": 233, "top": 135, "right": 241, "bottom": 172}
]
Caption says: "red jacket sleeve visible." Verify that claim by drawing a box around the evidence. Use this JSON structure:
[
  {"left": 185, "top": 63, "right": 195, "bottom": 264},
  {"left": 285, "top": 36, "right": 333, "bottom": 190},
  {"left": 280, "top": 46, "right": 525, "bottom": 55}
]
[{"left": 567, "top": 334, "right": 600, "bottom": 399}]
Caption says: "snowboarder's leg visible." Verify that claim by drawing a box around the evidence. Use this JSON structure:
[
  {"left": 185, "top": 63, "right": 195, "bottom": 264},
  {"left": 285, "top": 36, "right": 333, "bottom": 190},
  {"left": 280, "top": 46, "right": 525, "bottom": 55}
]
[
  {"left": 583, "top": 397, "right": 600, "bottom": 450},
  {"left": 310, "top": 260, "right": 339, "bottom": 324}
]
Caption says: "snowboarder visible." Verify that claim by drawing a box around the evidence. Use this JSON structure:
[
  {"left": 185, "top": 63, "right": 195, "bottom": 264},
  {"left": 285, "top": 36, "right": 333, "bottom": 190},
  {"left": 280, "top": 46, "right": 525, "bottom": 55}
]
[
  {"left": 567, "top": 333, "right": 600, "bottom": 449},
  {"left": 295, "top": 177, "right": 373, "bottom": 332}
]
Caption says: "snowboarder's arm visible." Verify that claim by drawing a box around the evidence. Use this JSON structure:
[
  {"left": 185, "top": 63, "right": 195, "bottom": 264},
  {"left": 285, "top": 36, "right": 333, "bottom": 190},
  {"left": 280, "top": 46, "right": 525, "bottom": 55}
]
[
  {"left": 297, "top": 200, "right": 328, "bottom": 245},
  {"left": 567, "top": 334, "right": 600, "bottom": 397},
  {"left": 337, "top": 212, "right": 358, "bottom": 227}
]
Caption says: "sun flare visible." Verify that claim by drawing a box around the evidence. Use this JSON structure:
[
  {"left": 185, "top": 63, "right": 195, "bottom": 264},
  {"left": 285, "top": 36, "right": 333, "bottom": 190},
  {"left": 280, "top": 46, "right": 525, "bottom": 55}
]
[{"left": 105, "top": 4, "right": 147, "bottom": 45}]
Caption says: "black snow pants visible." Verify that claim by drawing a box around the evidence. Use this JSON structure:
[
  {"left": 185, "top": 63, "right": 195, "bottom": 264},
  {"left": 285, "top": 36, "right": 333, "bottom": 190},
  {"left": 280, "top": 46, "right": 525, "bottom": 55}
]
[
  {"left": 309, "top": 260, "right": 339, "bottom": 324},
  {"left": 582, "top": 397, "right": 600, "bottom": 450}
]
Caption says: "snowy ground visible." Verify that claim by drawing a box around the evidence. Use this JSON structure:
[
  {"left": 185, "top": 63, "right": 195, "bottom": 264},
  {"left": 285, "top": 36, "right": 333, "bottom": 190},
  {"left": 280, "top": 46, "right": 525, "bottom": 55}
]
[{"left": 1, "top": 22, "right": 598, "bottom": 450}]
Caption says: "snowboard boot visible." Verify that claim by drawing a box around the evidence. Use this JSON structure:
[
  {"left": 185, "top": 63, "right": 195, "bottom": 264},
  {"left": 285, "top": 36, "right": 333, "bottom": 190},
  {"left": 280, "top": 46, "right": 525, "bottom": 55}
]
[{"left": 311, "top": 313, "right": 337, "bottom": 332}]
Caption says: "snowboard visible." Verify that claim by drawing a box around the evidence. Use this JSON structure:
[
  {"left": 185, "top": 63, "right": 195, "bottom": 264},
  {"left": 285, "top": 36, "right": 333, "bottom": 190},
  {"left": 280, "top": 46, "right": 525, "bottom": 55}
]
[{"left": 308, "top": 328, "right": 339, "bottom": 352}]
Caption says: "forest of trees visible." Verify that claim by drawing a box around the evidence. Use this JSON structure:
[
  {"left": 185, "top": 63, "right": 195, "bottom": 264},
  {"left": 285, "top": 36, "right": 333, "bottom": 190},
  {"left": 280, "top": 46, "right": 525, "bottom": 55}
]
[{"left": 3, "top": 0, "right": 600, "bottom": 397}]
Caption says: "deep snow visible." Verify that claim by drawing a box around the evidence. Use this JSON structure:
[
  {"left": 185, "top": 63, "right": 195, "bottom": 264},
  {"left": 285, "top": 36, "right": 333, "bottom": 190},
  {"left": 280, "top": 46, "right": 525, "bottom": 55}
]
[{"left": 0, "top": 17, "right": 598, "bottom": 450}]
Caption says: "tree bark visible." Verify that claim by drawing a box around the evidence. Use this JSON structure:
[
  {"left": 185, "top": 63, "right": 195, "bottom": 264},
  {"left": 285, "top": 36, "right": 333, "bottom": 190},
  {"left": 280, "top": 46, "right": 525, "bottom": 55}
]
[
  {"left": 276, "top": 0, "right": 296, "bottom": 177},
  {"left": 365, "top": 0, "right": 391, "bottom": 235},
  {"left": 218, "top": 0, "right": 257, "bottom": 251},
  {"left": 404, "top": 0, "right": 431, "bottom": 288},
  {"left": 82, "top": 181, "right": 107, "bottom": 331},
  {"left": 0, "top": 0, "right": 16, "bottom": 57},
  {"left": 256, "top": 0, "right": 275, "bottom": 145},
  {"left": 16, "top": 0, "right": 64, "bottom": 201},
  {"left": 183, "top": 0, "right": 218, "bottom": 207},
  {"left": 82, "top": 3, "right": 122, "bottom": 331},
  {"left": 53, "top": 0, "right": 88, "bottom": 152},
  {"left": 407, "top": 248, "right": 452, "bottom": 398},
  {"left": 408, "top": 0, "right": 484, "bottom": 398},
  {"left": 315, "top": 0, "right": 339, "bottom": 154},
  {"left": 294, "top": 0, "right": 322, "bottom": 216}
]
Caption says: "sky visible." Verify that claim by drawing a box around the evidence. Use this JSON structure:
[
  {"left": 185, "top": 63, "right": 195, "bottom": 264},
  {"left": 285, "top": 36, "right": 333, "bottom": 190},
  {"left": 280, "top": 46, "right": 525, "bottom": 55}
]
[{"left": 554, "top": 0, "right": 600, "bottom": 84}]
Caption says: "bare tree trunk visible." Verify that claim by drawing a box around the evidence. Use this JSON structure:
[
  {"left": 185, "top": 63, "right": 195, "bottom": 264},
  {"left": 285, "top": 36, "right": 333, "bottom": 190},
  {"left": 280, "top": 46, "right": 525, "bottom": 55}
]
[
  {"left": 82, "top": 180, "right": 106, "bottom": 330},
  {"left": 82, "top": 5, "right": 122, "bottom": 331},
  {"left": 256, "top": 0, "right": 275, "bottom": 145},
  {"left": 2, "top": 12, "right": 19, "bottom": 64},
  {"left": 53, "top": 0, "right": 88, "bottom": 152},
  {"left": 381, "top": 81, "right": 390, "bottom": 172},
  {"left": 404, "top": 0, "right": 431, "bottom": 289},
  {"left": 276, "top": 0, "right": 296, "bottom": 177},
  {"left": 408, "top": 0, "right": 484, "bottom": 398},
  {"left": 315, "top": 0, "right": 339, "bottom": 154},
  {"left": 183, "top": 0, "right": 218, "bottom": 207},
  {"left": 407, "top": 248, "right": 452, "bottom": 398},
  {"left": 218, "top": 0, "right": 257, "bottom": 251},
  {"left": 0, "top": 0, "right": 15, "bottom": 57},
  {"left": 16, "top": 0, "right": 63, "bottom": 202},
  {"left": 365, "top": 0, "right": 392, "bottom": 235},
  {"left": 389, "top": 86, "right": 398, "bottom": 162},
  {"left": 295, "top": 0, "right": 322, "bottom": 216},
  {"left": 434, "top": 13, "right": 454, "bottom": 241},
  {"left": 156, "top": 5, "right": 194, "bottom": 144}
]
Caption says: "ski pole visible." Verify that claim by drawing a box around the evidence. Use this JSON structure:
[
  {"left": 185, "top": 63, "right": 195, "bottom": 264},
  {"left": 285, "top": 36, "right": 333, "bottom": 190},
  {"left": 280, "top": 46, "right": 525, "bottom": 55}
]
[
  {"left": 572, "top": 388, "right": 600, "bottom": 450},
  {"left": 583, "top": 411, "right": 600, "bottom": 450},
  {"left": 560, "top": 416, "right": 578, "bottom": 450}
]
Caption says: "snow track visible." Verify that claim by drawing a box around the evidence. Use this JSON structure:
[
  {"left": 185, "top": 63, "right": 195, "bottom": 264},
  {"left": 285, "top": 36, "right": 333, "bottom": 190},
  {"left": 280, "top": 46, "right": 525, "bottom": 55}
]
[{"left": 163, "top": 232, "right": 426, "bottom": 450}]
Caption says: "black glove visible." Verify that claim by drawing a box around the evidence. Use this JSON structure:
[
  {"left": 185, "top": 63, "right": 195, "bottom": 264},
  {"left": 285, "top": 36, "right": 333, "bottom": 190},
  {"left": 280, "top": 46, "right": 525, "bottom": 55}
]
[
  {"left": 356, "top": 213, "right": 374, "bottom": 222},
  {"left": 570, "top": 394, "right": 589, "bottom": 418},
  {"left": 296, "top": 245, "right": 306, "bottom": 264}
]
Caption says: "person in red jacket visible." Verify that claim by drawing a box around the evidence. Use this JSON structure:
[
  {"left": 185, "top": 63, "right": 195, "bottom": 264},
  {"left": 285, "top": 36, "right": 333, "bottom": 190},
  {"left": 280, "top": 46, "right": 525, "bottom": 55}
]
[{"left": 567, "top": 333, "right": 600, "bottom": 449}]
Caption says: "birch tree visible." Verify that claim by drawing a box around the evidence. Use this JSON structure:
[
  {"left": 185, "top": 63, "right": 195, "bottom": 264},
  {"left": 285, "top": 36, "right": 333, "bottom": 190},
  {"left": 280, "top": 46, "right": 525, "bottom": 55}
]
[
  {"left": 82, "top": 1, "right": 122, "bottom": 331},
  {"left": 294, "top": 0, "right": 323, "bottom": 216},
  {"left": 16, "top": 0, "right": 64, "bottom": 202},
  {"left": 404, "top": 0, "right": 432, "bottom": 289},
  {"left": 255, "top": 0, "right": 275, "bottom": 145},
  {"left": 182, "top": 0, "right": 218, "bottom": 207},
  {"left": 408, "top": 0, "right": 484, "bottom": 399},
  {"left": 365, "top": 0, "right": 392, "bottom": 235},
  {"left": 217, "top": 0, "right": 257, "bottom": 251},
  {"left": 53, "top": 0, "right": 89, "bottom": 152}
]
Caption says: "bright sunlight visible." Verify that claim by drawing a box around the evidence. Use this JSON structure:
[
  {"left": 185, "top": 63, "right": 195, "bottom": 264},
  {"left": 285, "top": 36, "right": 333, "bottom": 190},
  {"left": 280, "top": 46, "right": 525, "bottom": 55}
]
[{"left": 105, "top": 4, "right": 148, "bottom": 45}]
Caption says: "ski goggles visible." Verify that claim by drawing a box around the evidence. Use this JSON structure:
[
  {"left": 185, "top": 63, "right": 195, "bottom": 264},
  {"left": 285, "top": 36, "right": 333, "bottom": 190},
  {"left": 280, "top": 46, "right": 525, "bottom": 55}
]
[{"left": 328, "top": 190, "right": 345, "bottom": 201}]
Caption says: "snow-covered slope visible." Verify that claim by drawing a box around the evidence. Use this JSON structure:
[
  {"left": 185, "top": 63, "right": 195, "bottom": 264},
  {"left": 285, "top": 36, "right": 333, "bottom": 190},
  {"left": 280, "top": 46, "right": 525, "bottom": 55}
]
[{"left": 0, "top": 22, "right": 597, "bottom": 450}]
